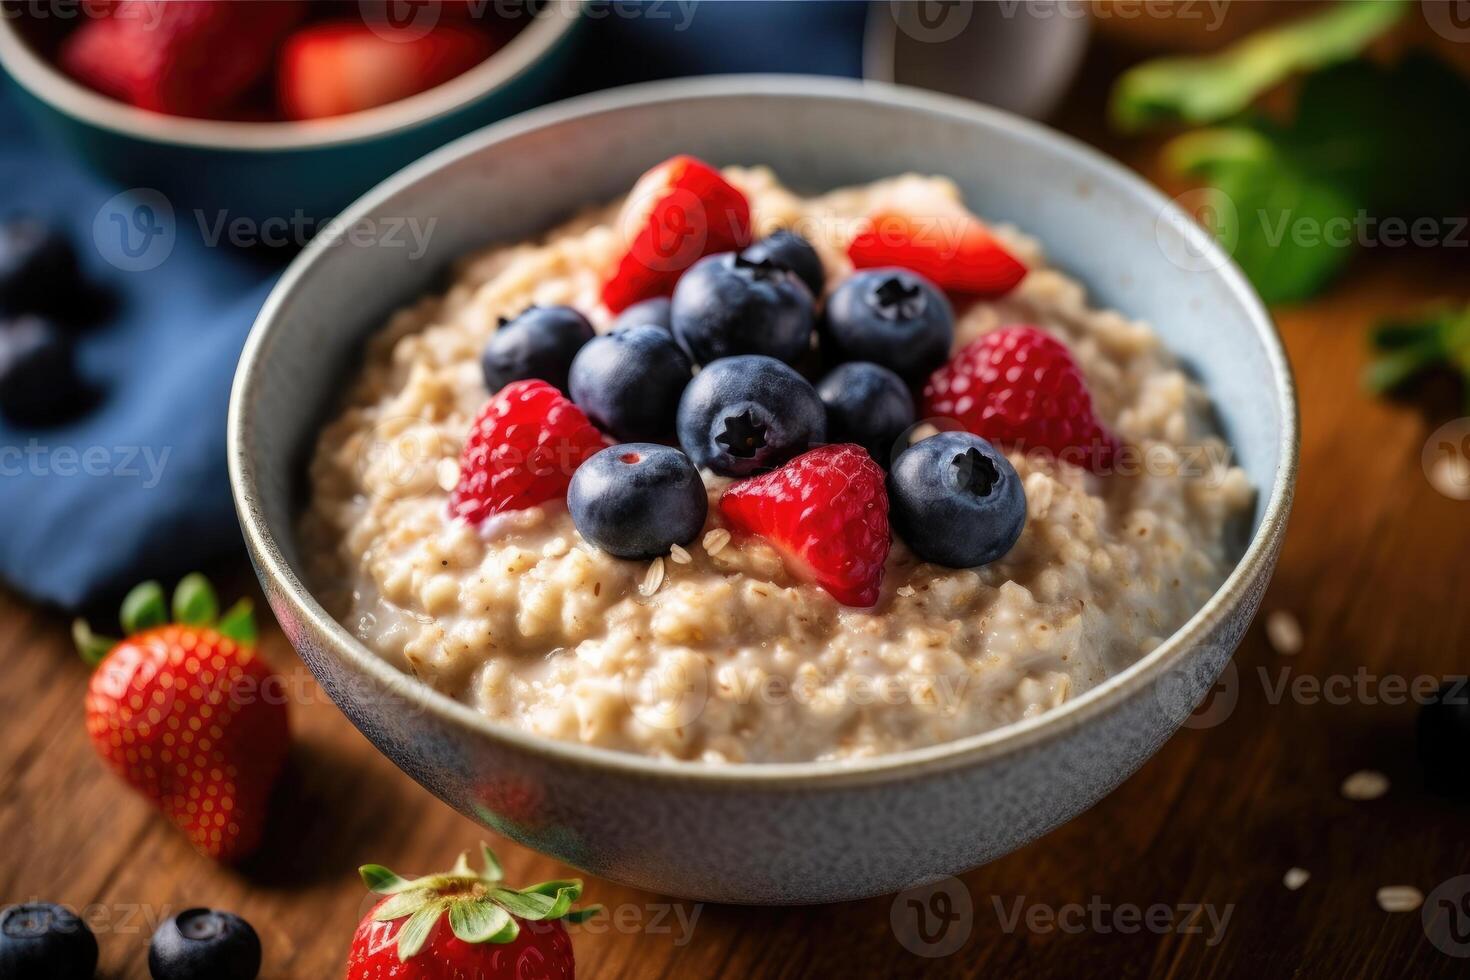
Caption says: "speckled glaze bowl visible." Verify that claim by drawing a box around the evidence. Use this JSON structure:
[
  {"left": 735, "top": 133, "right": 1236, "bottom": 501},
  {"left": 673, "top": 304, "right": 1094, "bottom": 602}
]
[{"left": 229, "top": 76, "right": 1297, "bottom": 905}]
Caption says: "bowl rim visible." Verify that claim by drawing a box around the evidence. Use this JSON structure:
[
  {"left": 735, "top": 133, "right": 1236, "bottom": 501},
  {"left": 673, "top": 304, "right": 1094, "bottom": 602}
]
[
  {"left": 0, "top": 4, "right": 578, "bottom": 151},
  {"left": 229, "top": 73, "right": 1299, "bottom": 789}
]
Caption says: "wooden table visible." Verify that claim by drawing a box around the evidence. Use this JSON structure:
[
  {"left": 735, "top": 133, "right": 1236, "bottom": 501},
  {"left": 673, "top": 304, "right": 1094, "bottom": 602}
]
[{"left": 5, "top": 63, "right": 1470, "bottom": 980}]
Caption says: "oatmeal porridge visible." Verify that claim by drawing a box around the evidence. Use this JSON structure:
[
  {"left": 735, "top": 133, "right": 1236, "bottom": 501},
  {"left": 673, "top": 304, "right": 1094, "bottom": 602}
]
[{"left": 300, "top": 165, "right": 1253, "bottom": 764}]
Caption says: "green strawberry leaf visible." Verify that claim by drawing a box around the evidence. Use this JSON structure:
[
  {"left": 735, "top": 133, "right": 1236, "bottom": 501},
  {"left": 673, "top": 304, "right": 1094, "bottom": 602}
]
[
  {"left": 479, "top": 842, "right": 503, "bottom": 882},
  {"left": 396, "top": 902, "right": 447, "bottom": 962},
  {"left": 171, "top": 573, "right": 218, "bottom": 626},
  {"left": 564, "top": 906, "right": 604, "bottom": 925},
  {"left": 449, "top": 899, "right": 514, "bottom": 945},
  {"left": 1111, "top": 0, "right": 1408, "bottom": 131},
  {"left": 217, "top": 599, "right": 257, "bottom": 646},
  {"left": 360, "top": 864, "right": 416, "bottom": 895},
  {"left": 120, "top": 581, "right": 167, "bottom": 635},
  {"left": 72, "top": 619, "right": 117, "bottom": 668},
  {"left": 371, "top": 889, "right": 434, "bottom": 922}
]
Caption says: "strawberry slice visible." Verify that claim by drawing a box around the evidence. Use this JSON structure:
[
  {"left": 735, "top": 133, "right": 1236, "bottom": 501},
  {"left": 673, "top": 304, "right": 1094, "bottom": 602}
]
[
  {"left": 278, "top": 21, "right": 497, "bottom": 121},
  {"left": 59, "top": 0, "right": 306, "bottom": 118},
  {"left": 848, "top": 208, "right": 1028, "bottom": 297},
  {"left": 600, "top": 155, "right": 753, "bottom": 313},
  {"left": 719, "top": 444, "right": 891, "bottom": 607}
]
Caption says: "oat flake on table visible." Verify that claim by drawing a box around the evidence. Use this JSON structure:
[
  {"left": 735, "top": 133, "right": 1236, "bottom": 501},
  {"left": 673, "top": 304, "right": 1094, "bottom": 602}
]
[
  {"left": 1283, "top": 868, "right": 1310, "bottom": 891},
  {"left": 1376, "top": 886, "right": 1424, "bottom": 912},
  {"left": 1264, "top": 609, "right": 1303, "bottom": 655},
  {"left": 1341, "top": 770, "right": 1390, "bottom": 801}
]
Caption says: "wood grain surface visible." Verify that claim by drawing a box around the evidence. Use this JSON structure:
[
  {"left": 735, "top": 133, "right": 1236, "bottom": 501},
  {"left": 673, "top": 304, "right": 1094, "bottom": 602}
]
[{"left": 4, "top": 52, "right": 1470, "bottom": 980}]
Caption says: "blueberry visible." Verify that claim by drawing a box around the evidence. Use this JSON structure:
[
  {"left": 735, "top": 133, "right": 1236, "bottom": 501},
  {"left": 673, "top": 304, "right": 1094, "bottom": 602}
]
[
  {"left": 149, "top": 908, "right": 261, "bottom": 980},
  {"left": 0, "top": 902, "right": 97, "bottom": 980},
  {"left": 480, "top": 305, "right": 595, "bottom": 395},
  {"left": 1418, "top": 678, "right": 1470, "bottom": 796},
  {"left": 816, "top": 362, "right": 915, "bottom": 467},
  {"left": 0, "top": 316, "right": 87, "bottom": 425},
  {"left": 822, "top": 268, "right": 953, "bottom": 383},
  {"left": 741, "top": 229, "right": 824, "bottom": 298},
  {"left": 569, "top": 325, "right": 692, "bottom": 442},
  {"left": 569, "top": 444, "right": 708, "bottom": 559},
  {"left": 611, "top": 296, "right": 672, "bottom": 333},
  {"left": 888, "top": 432, "right": 1025, "bottom": 567},
  {"left": 670, "top": 252, "right": 814, "bottom": 366},
  {"left": 0, "top": 216, "right": 79, "bottom": 317},
  {"left": 676, "top": 355, "right": 825, "bottom": 477}
]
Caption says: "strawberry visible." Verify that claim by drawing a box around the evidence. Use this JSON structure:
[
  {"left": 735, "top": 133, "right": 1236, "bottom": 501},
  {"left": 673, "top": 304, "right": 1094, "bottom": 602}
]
[
  {"left": 600, "top": 155, "right": 753, "bottom": 313},
  {"left": 922, "top": 325, "right": 1119, "bottom": 472},
  {"left": 848, "top": 208, "right": 1028, "bottom": 297},
  {"left": 73, "top": 575, "right": 288, "bottom": 863},
  {"left": 346, "top": 845, "right": 598, "bottom": 980},
  {"left": 278, "top": 21, "right": 497, "bottom": 121},
  {"left": 450, "top": 379, "right": 606, "bottom": 525},
  {"left": 719, "top": 444, "right": 891, "bottom": 607},
  {"left": 59, "top": 0, "right": 306, "bottom": 118}
]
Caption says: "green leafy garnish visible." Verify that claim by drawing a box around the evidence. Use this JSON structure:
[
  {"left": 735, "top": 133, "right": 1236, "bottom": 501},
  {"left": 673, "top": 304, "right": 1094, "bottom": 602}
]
[
  {"left": 1111, "top": 0, "right": 1409, "bottom": 131},
  {"left": 75, "top": 574, "right": 259, "bottom": 667},
  {"left": 1162, "top": 57, "right": 1470, "bottom": 304},
  {"left": 359, "top": 844, "right": 601, "bottom": 963},
  {"left": 171, "top": 573, "right": 219, "bottom": 625},
  {"left": 120, "top": 581, "right": 167, "bottom": 634},
  {"left": 1365, "top": 306, "right": 1470, "bottom": 411}
]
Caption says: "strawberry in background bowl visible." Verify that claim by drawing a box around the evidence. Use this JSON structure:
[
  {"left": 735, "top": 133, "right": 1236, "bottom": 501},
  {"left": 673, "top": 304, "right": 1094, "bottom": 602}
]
[{"left": 0, "top": 0, "right": 580, "bottom": 225}]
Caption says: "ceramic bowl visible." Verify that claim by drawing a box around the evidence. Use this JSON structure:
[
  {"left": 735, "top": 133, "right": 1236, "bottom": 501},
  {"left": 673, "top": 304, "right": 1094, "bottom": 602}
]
[
  {"left": 229, "top": 75, "right": 1297, "bottom": 905},
  {"left": 0, "top": 5, "right": 580, "bottom": 224}
]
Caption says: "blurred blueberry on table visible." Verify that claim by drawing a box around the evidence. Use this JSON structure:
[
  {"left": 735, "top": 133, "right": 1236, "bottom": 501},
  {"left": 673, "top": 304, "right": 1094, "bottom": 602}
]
[
  {"left": 612, "top": 296, "right": 673, "bottom": 333},
  {"left": 569, "top": 443, "right": 708, "bottom": 559},
  {"left": 0, "top": 902, "right": 98, "bottom": 980},
  {"left": 677, "top": 354, "right": 825, "bottom": 477},
  {"left": 0, "top": 215, "right": 80, "bottom": 317},
  {"left": 1418, "top": 679, "right": 1470, "bottom": 796},
  {"left": 671, "top": 252, "right": 815, "bottom": 366},
  {"left": 742, "top": 229, "right": 826, "bottom": 298},
  {"left": 822, "top": 268, "right": 953, "bottom": 383},
  {"left": 888, "top": 431, "right": 1026, "bottom": 568},
  {"left": 480, "top": 304, "right": 595, "bottom": 395},
  {"left": 569, "top": 325, "right": 692, "bottom": 442},
  {"left": 149, "top": 908, "right": 261, "bottom": 980},
  {"left": 817, "top": 361, "right": 915, "bottom": 467},
  {"left": 0, "top": 315, "right": 92, "bottom": 425}
]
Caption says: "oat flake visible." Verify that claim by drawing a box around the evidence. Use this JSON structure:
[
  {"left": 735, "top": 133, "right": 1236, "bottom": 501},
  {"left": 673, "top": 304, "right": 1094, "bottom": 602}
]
[
  {"left": 1376, "top": 886, "right": 1424, "bottom": 912},
  {"left": 1341, "top": 770, "right": 1390, "bottom": 801},
  {"left": 639, "top": 558, "right": 665, "bottom": 597},
  {"left": 702, "top": 528, "right": 731, "bottom": 556},
  {"left": 1265, "top": 610, "right": 1303, "bottom": 655},
  {"left": 669, "top": 543, "right": 692, "bottom": 565},
  {"left": 1283, "top": 868, "right": 1310, "bottom": 891}
]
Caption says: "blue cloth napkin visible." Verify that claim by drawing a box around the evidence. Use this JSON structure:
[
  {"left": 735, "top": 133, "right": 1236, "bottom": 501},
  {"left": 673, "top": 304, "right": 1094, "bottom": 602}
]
[{"left": 0, "top": 1, "right": 868, "bottom": 611}]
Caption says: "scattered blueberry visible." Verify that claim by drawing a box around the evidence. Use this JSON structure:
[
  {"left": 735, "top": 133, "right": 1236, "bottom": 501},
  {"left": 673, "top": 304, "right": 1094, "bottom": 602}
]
[
  {"left": 1418, "top": 678, "right": 1470, "bottom": 796},
  {"left": 611, "top": 296, "right": 672, "bottom": 334},
  {"left": 816, "top": 362, "right": 916, "bottom": 467},
  {"left": 149, "top": 908, "right": 261, "bottom": 980},
  {"left": 741, "top": 229, "right": 825, "bottom": 298},
  {"left": 569, "top": 325, "right": 693, "bottom": 442},
  {"left": 0, "top": 902, "right": 97, "bottom": 980},
  {"left": 677, "top": 355, "right": 825, "bottom": 477},
  {"left": 0, "top": 216, "right": 79, "bottom": 317},
  {"left": 480, "top": 305, "right": 595, "bottom": 395},
  {"left": 0, "top": 316, "right": 87, "bottom": 425},
  {"left": 888, "top": 432, "right": 1026, "bottom": 567},
  {"left": 822, "top": 268, "right": 953, "bottom": 383},
  {"left": 569, "top": 444, "right": 708, "bottom": 559},
  {"left": 670, "top": 252, "right": 814, "bottom": 366}
]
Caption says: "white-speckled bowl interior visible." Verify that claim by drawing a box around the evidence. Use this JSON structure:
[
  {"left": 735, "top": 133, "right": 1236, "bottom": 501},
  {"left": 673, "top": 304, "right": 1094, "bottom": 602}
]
[{"left": 230, "top": 76, "right": 1297, "bottom": 904}]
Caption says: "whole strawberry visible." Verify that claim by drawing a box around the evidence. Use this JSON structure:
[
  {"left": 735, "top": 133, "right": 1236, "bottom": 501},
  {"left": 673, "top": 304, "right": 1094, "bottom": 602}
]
[
  {"left": 74, "top": 575, "right": 288, "bottom": 863},
  {"left": 720, "top": 444, "right": 891, "bottom": 607},
  {"left": 922, "top": 325, "right": 1119, "bottom": 473},
  {"left": 450, "top": 379, "right": 606, "bottom": 525},
  {"left": 346, "top": 845, "right": 599, "bottom": 980}
]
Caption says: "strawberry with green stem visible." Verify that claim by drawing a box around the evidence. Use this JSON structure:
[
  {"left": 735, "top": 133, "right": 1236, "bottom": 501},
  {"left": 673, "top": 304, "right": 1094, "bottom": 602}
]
[
  {"left": 346, "top": 844, "right": 600, "bottom": 979},
  {"left": 74, "top": 575, "right": 289, "bottom": 863}
]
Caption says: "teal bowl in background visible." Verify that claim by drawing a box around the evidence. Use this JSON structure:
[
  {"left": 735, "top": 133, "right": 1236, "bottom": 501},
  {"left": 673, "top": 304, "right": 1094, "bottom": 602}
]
[{"left": 0, "top": 6, "right": 581, "bottom": 225}]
